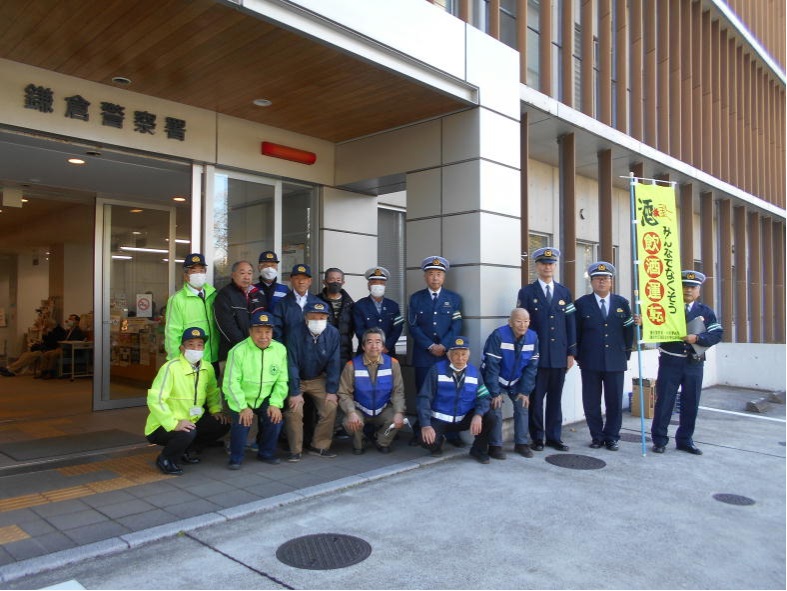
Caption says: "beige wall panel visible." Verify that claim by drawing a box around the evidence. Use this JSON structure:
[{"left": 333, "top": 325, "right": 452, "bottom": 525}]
[
  {"left": 527, "top": 159, "right": 558, "bottom": 234},
  {"left": 406, "top": 168, "right": 443, "bottom": 220},
  {"left": 322, "top": 187, "right": 377, "bottom": 234}
]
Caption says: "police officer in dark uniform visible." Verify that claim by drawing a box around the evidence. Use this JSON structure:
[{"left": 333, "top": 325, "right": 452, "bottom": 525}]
[
  {"left": 352, "top": 266, "right": 404, "bottom": 355},
  {"left": 574, "top": 262, "right": 635, "bottom": 450},
  {"left": 651, "top": 270, "right": 723, "bottom": 455},
  {"left": 516, "top": 247, "right": 577, "bottom": 451},
  {"left": 254, "top": 251, "right": 289, "bottom": 313}
]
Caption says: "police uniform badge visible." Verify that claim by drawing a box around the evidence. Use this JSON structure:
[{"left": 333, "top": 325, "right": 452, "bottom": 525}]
[
  {"left": 598, "top": 264, "right": 606, "bottom": 271},
  {"left": 616, "top": 308, "right": 624, "bottom": 313},
  {"left": 297, "top": 265, "right": 305, "bottom": 273},
  {"left": 558, "top": 300, "right": 565, "bottom": 306},
  {"left": 191, "top": 255, "right": 200, "bottom": 263},
  {"left": 314, "top": 303, "right": 325, "bottom": 310},
  {"left": 687, "top": 272, "right": 695, "bottom": 280},
  {"left": 373, "top": 269, "right": 383, "bottom": 276},
  {"left": 456, "top": 338, "right": 464, "bottom": 345},
  {"left": 266, "top": 253, "right": 274, "bottom": 259},
  {"left": 191, "top": 329, "right": 200, "bottom": 337}
]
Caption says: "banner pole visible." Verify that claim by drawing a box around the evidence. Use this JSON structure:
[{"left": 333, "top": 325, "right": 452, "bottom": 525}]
[{"left": 629, "top": 172, "right": 647, "bottom": 457}]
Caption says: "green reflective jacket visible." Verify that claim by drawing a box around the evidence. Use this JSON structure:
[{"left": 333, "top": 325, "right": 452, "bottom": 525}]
[
  {"left": 223, "top": 337, "right": 289, "bottom": 412},
  {"left": 164, "top": 283, "right": 218, "bottom": 364}
]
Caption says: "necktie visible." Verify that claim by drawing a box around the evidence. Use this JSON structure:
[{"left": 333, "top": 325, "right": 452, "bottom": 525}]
[
  {"left": 685, "top": 304, "right": 690, "bottom": 315},
  {"left": 432, "top": 292, "right": 438, "bottom": 309},
  {"left": 198, "top": 291, "right": 205, "bottom": 300},
  {"left": 600, "top": 298, "right": 607, "bottom": 318},
  {"left": 545, "top": 285, "right": 552, "bottom": 304}
]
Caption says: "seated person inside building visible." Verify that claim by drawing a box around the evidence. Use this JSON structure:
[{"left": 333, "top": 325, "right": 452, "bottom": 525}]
[
  {"left": 37, "top": 313, "right": 87, "bottom": 379},
  {"left": 0, "top": 317, "right": 68, "bottom": 378}
]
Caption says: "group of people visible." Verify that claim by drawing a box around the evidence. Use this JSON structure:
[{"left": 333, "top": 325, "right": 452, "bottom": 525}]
[
  {"left": 145, "top": 245, "right": 723, "bottom": 475},
  {"left": 0, "top": 314, "right": 85, "bottom": 379}
]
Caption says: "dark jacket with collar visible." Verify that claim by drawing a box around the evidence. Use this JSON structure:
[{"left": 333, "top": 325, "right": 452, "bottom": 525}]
[
  {"left": 214, "top": 281, "right": 266, "bottom": 361},
  {"left": 516, "top": 280, "right": 577, "bottom": 368},
  {"left": 317, "top": 289, "right": 355, "bottom": 366},
  {"left": 574, "top": 292, "right": 634, "bottom": 372}
]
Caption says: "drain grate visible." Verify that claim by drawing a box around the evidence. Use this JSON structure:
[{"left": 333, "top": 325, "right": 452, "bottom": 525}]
[
  {"left": 545, "top": 453, "right": 606, "bottom": 470},
  {"left": 618, "top": 433, "right": 651, "bottom": 443},
  {"left": 276, "top": 533, "right": 372, "bottom": 570},
  {"left": 713, "top": 493, "right": 755, "bottom": 506}
]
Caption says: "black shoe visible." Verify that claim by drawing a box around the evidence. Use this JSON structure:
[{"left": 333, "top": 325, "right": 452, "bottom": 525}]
[
  {"left": 334, "top": 428, "right": 351, "bottom": 441},
  {"left": 488, "top": 446, "right": 507, "bottom": 460},
  {"left": 352, "top": 447, "right": 365, "bottom": 455},
  {"left": 257, "top": 455, "right": 281, "bottom": 465},
  {"left": 181, "top": 451, "right": 201, "bottom": 464},
  {"left": 652, "top": 445, "right": 665, "bottom": 454},
  {"left": 447, "top": 438, "right": 467, "bottom": 448},
  {"left": 589, "top": 440, "right": 603, "bottom": 449},
  {"left": 429, "top": 446, "right": 443, "bottom": 457},
  {"left": 307, "top": 446, "right": 337, "bottom": 458},
  {"left": 408, "top": 434, "right": 421, "bottom": 447},
  {"left": 374, "top": 442, "right": 392, "bottom": 454},
  {"left": 676, "top": 444, "right": 703, "bottom": 455},
  {"left": 546, "top": 440, "right": 570, "bottom": 451},
  {"left": 532, "top": 442, "right": 544, "bottom": 451},
  {"left": 514, "top": 444, "right": 534, "bottom": 458},
  {"left": 605, "top": 441, "right": 620, "bottom": 451},
  {"left": 469, "top": 447, "right": 490, "bottom": 464},
  {"left": 156, "top": 454, "right": 183, "bottom": 475},
  {"left": 0, "top": 367, "right": 15, "bottom": 377},
  {"left": 287, "top": 452, "right": 302, "bottom": 462}
]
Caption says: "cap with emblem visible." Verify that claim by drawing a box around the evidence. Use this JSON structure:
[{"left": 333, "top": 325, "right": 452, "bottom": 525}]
[
  {"left": 421, "top": 256, "right": 450, "bottom": 272},
  {"left": 181, "top": 326, "right": 208, "bottom": 343},
  {"left": 364, "top": 266, "right": 390, "bottom": 281},
  {"left": 258, "top": 251, "right": 280, "bottom": 263},
  {"left": 681, "top": 270, "right": 706, "bottom": 286},
  {"left": 250, "top": 309, "right": 275, "bottom": 326},
  {"left": 183, "top": 253, "right": 207, "bottom": 269},
  {"left": 448, "top": 336, "right": 470, "bottom": 350},
  {"left": 588, "top": 261, "right": 616, "bottom": 277},
  {"left": 532, "top": 247, "right": 560, "bottom": 263},
  {"left": 303, "top": 301, "right": 330, "bottom": 315},
  {"left": 290, "top": 264, "right": 312, "bottom": 277}
]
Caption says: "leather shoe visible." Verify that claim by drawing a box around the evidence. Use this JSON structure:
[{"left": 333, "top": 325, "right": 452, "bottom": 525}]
[
  {"left": 514, "top": 444, "right": 533, "bottom": 458},
  {"left": 532, "top": 442, "right": 544, "bottom": 451},
  {"left": 374, "top": 443, "right": 392, "bottom": 454},
  {"left": 446, "top": 437, "right": 467, "bottom": 448},
  {"left": 156, "top": 454, "right": 183, "bottom": 475},
  {"left": 651, "top": 445, "right": 665, "bottom": 454},
  {"left": 676, "top": 444, "right": 703, "bottom": 455},
  {"left": 488, "top": 446, "right": 507, "bottom": 460},
  {"left": 181, "top": 451, "right": 200, "bottom": 464},
  {"left": 352, "top": 447, "right": 365, "bottom": 455},
  {"left": 469, "top": 447, "right": 490, "bottom": 464},
  {"left": 605, "top": 441, "right": 620, "bottom": 451},
  {"left": 546, "top": 440, "right": 570, "bottom": 452},
  {"left": 256, "top": 455, "right": 281, "bottom": 465},
  {"left": 589, "top": 440, "right": 603, "bottom": 449}
]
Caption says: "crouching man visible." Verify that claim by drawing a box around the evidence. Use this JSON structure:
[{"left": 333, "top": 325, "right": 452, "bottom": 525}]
[
  {"left": 224, "top": 310, "right": 289, "bottom": 469},
  {"left": 417, "top": 337, "right": 497, "bottom": 464},
  {"left": 145, "top": 327, "right": 230, "bottom": 475},
  {"left": 339, "top": 327, "right": 406, "bottom": 455}
]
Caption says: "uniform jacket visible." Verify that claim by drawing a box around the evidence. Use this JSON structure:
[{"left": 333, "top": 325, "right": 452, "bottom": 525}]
[
  {"left": 165, "top": 283, "right": 219, "bottom": 364},
  {"left": 574, "top": 293, "right": 634, "bottom": 372},
  {"left": 222, "top": 337, "right": 288, "bottom": 412},
  {"left": 352, "top": 295, "right": 404, "bottom": 354},
  {"left": 144, "top": 355, "right": 222, "bottom": 435},
  {"left": 516, "top": 281, "right": 576, "bottom": 367},
  {"left": 285, "top": 321, "right": 341, "bottom": 396},
  {"left": 408, "top": 288, "right": 462, "bottom": 367},
  {"left": 317, "top": 289, "right": 355, "bottom": 366},
  {"left": 214, "top": 281, "right": 266, "bottom": 362},
  {"left": 338, "top": 354, "right": 406, "bottom": 417},
  {"left": 272, "top": 291, "right": 321, "bottom": 341},
  {"left": 417, "top": 360, "right": 490, "bottom": 427},
  {"left": 481, "top": 325, "right": 540, "bottom": 396},
  {"left": 659, "top": 301, "right": 723, "bottom": 358},
  {"left": 254, "top": 279, "right": 289, "bottom": 313}
]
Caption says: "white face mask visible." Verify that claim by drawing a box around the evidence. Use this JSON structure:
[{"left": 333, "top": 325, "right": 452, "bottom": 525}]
[
  {"left": 261, "top": 267, "right": 278, "bottom": 281},
  {"left": 307, "top": 319, "right": 327, "bottom": 335},
  {"left": 370, "top": 285, "right": 386, "bottom": 299},
  {"left": 183, "top": 349, "right": 204, "bottom": 364},
  {"left": 188, "top": 273, "right": 207, "bottom": 289}
]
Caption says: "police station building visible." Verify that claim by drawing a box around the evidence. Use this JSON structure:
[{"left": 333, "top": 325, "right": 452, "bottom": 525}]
[{"left": 0, "top": 1, "right": 784, "bottom": 429}]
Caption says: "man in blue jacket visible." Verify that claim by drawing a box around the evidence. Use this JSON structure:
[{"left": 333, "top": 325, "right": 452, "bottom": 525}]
[
  {"left": 283, "top": 301, "right": 341, "bottom": 461},
  {"left": 353, "top": 266, "right": 404, "bottom": 355},
  {"left": 273, "top": 264, "right": 321, "bottom": 341},
  {"left": 516, "top": 247, "right": 577, "bottom": 451},
  {"left": 481, "top": 308, "right": 540, "bottom": 459},
  {"left": 651, "top": 270, "right": 723, "bottom": 456},
  {"left": 417, "top": 337, "right": 497, "bottom": 464},
  {"left": 254, "top": 250, "right": 289, "bottom": 313},
  {"left": 574, "top": 262, "right": 635, "bottom": 450}
]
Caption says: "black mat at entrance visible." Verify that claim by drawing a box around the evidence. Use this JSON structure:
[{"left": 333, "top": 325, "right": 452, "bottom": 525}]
[{"left": 0, "top": 429, "right": 143, "bottom": 461}]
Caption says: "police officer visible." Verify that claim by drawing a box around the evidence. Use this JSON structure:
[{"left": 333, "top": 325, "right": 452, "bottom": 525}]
[
  {"left": 651, "top": 270, "right": 723, "bottom": 455},
  {"left": 516, "top": 247, "right": 577, "bottom": 451},
  {"left": 481, "top": 308, "right": 540, "bottom": 459},
  {"left": 574, "top": 262, "right": 635, "bottom": 450},
  {"left": 417, "top": 337, "right": 497, "bottom": 464},
  {"left": 352, "top": 266, "right": 404, "bottom": 355},
  {"left": 254, "top": 251, "right": 289, "bottom": 313}
]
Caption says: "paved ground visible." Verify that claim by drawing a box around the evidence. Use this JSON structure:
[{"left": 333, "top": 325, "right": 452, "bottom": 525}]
[{"left": 0, "top": 386, "right": 784, "bottom": 589}]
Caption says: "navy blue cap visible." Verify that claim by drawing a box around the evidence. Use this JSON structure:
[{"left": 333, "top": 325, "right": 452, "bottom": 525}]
[
  {"left": 303, "top": 301, "right": 330, "bottom": 315},
  {"left": 290, "top": 263, "right": 312, "bottom": 277},
  {"left": 258, "top": 250, "right": 280, "bottom": 263},
  {"left": 448, "top": 336, "right": 470, "bottom": 350},
  {"left": 421, "top": 256, "right": 450, "bottom": 272},
  {"left": 183, "top": 253, "right": 206, "bottom": 269},
  {"left": 181, "top": 327, "right": 208, "bottom": 342},
  {"left": 588, "top": 261, "right": 615, "bottom": 277},
  {"left": 682, "top": 270, "right": 706, "bottom": 286},
  {"left": 250, "top": 310, "right": 275, "bottom": 327},
  {"left": 532, "top": 247, "right": 560, "bottom": 263}
]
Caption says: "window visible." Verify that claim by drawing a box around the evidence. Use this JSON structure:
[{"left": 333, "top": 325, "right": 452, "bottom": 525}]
[
  {"left": 281, "top": 182, "right": 317, "bottom": 283},
  {"left": 576, "top": 240, "right": 598, "bottom": 296},
  {"left": 378, "top": 207, "right": 405, "bottom": 309},
  {"left": 525, "top": 232, "right": 553, "bottom": 280}
]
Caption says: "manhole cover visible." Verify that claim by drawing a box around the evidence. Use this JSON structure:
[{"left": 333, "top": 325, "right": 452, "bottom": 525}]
[
  {"left": 276, "top": 533, "right": 371, "bottom": 570},
  {"left": 545, "top": 453, "right": 606, "bottom": 470},
  {"left": 619, "top": 433, "right": 651, "bottom": 443},
  {"left": 713, "top": 493, "right": 755, "bottom": 506}
]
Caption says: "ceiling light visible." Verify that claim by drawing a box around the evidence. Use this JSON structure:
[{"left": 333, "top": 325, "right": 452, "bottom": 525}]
[
  {"left": 112, "top": 76, "right": 132, "bottom": 85},
  {"left": 253, "top": 98, "right": 272, "bottom": 107},
  {"left": 132, "top": 231, "right": 142, "bottom": 235},
  {"left": 165, "top": 238, "right": 191, "bottom": 244},
  {"left": 112, "top": 255, "right": 133, "bottom": 260},
  {"left": 172, "top": 196, "right": 187, "bottom": 202},
  {"left": 68, "top": 158, "right": 86, "bottom": 165},
  {"left": 162, "top": 258, "right": 185, "bottom": 263},
  {"left": 120, "top": 246, "right": 168, "bottom": 253},
  {"left": 21, "top": 197, "right": 28, "bottom": 203},
  {"left": 130, "top": 209, "right": 143, "bottom": 213}
]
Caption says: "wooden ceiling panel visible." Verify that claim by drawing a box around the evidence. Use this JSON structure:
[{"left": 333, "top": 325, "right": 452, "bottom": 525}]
[{"left": 0, "top": 0, "right": 472, "bottom": 142}]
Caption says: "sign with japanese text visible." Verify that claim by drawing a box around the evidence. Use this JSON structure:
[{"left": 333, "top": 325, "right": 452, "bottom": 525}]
[{"left": 635, "top": 183, "right": 686, "bottom": 342}]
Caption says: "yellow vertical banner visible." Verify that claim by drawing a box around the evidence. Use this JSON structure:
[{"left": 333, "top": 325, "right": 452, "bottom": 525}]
[{"left": 634, "top": 183, "right": 686, "bottom": 342}]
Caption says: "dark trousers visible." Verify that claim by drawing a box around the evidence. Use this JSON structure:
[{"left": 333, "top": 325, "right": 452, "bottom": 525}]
[
  {"left": 651, "top": 355, "right": 704, "bottom": 447},
  {"left": 229, "top": 403, "right": 283, "bottom": 465},
  {"left": 581, "top": 369, "right": 624, "bottom": 443},
  {"left": 146, "top": 413, "right": 230, "bottom": 462},
  {"left": 529, "top": 367, "right": 567, "bottom": 443},
  {"left": 426, "top": 411, "right": 496, "bottom": 453}
]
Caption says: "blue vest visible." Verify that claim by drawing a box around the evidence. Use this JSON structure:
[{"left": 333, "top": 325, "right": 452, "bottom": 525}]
[
  {"left": 352, "top": 354, "right": 394, "bottom": 416},
  {"left": 495, "top": 326, "right": 538, "bottom": 391},
  {"left": 431, "top": 361, "right": 481, "bottom": 423}
]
